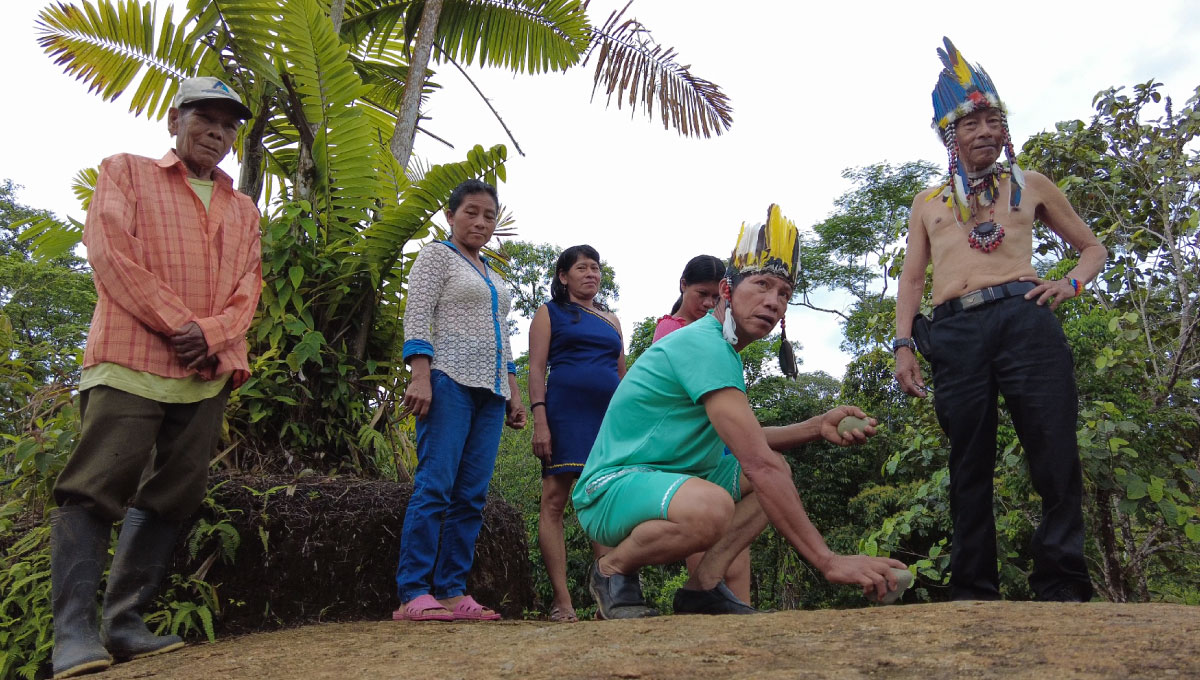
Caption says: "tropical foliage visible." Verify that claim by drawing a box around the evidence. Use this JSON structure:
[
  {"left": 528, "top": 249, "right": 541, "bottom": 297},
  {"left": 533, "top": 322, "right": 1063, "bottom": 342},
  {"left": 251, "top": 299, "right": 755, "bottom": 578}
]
[
  {"left": 27, "top": 0, "right": 733, "bottom": 472},
  {"left": 2, "top": 1, "right": 736, "bottom": 673}
]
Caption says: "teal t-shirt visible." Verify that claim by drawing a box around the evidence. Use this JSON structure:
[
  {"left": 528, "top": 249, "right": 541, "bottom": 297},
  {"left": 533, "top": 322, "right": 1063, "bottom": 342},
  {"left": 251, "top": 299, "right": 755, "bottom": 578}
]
[{"left": 572, "top": 312, "right": 746, "bottom": 510}]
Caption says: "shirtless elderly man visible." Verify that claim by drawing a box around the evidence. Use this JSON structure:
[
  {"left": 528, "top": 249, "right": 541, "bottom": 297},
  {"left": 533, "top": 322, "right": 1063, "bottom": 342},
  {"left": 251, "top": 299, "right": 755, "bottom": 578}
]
[
  {"left": 893, "top": 38, "right": 1106, "bottom": 602},
  {"left": 574, "top": 205, "right": 906, "bottom": 619}
]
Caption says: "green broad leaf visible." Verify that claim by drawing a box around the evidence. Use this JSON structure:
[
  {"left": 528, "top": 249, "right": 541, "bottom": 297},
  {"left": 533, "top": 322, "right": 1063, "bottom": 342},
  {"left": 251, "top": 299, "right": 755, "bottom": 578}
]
[
  {"left": 1157, "top": 499, "right": 1178, "bottom": 525},
  {"left": 288, "top": 266, "right": 304, "bottom": 290},
  {"left": 1148, "top": 477, "right": 1165, "bottom": 502},
  {"left": 1123, "top": 474, "right": 1148, "bottom": 500},
  {"left": 283, "top": 318, "right": 309, "bottom": 335},
  {"left": 1186, "top": 524, "right": 1200, "bottom": 542},
  {"left": 1117, "top": 497, "right": 1139, "bottom": 516}
]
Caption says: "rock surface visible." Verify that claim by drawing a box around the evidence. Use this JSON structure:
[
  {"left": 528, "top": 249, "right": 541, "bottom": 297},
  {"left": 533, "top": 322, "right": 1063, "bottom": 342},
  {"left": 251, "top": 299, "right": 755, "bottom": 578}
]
[{"left": 90, "top": 601, "right": 1198, "bottom": 679}]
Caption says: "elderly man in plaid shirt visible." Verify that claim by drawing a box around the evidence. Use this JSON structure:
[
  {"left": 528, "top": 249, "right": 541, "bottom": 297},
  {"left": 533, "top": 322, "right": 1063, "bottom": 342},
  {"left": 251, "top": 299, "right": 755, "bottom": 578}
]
[{"left": 49, "top": 77, "right": 261, "bottom": 679}]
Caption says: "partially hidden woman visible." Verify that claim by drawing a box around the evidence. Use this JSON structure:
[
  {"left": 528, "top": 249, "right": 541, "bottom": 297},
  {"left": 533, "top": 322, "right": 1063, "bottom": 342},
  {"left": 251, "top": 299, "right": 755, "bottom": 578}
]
[
  {"left": 653, "top": 254, "right": 753, "bottom": 605},
  {"left": 394, "top": 179, "right": 526, "bottom": 622},
  {"left": 528, "top": 245, "right": 626, "bottom": 622}
]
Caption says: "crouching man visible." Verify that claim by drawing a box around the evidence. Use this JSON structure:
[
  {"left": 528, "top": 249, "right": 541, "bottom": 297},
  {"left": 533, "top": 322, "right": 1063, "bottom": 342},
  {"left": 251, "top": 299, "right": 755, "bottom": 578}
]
[{"left": 572, "top": 205, "right": 906, "bottom": 618}]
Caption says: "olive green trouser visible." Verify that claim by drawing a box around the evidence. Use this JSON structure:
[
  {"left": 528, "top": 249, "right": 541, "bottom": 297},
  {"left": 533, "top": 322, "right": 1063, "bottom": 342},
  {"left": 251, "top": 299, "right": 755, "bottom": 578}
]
[{"left": 53, "top": 384, "right": 231, "bottom": 523}]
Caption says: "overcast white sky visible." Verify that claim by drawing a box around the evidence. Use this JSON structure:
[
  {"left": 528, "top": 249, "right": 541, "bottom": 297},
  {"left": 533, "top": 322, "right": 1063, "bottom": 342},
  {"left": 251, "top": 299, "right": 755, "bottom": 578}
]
[{"left": 4, "top": 0, "right": 1199, "bottom": 377}]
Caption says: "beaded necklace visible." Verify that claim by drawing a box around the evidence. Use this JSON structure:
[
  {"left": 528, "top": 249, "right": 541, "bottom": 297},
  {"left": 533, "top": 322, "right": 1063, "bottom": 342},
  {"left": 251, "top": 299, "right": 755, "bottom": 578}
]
[{"left": 955, "top": 165, "right": 1006, "bottom": 253}]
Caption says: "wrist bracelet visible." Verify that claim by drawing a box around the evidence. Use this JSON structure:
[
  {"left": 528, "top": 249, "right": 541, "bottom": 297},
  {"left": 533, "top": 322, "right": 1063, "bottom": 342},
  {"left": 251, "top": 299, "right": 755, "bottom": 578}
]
[
  {"left": 1070, "top": 278, "right": 1081, "bottom": 296},
  {"left": 530, "top": 401, "right": 546, "bottom": 409}
]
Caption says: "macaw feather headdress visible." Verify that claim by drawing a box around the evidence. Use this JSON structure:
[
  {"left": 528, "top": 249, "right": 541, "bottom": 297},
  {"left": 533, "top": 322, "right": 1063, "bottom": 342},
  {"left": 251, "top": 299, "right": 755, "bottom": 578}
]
[
  {"left": 930, "top": 37, "right": 1025, "bottom": 221},
  {"left": 728, "top": 204, "right": 800, "bottom": 285},
  {"left": 724, "top": 203, "right": 800, "bottom": 377}
]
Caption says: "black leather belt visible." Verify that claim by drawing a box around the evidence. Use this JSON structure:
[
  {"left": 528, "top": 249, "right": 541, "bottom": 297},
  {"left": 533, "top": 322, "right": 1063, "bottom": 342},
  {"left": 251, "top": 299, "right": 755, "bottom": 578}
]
[{"left": 932, "top": 281, "right": 1035, "bottom": 321}]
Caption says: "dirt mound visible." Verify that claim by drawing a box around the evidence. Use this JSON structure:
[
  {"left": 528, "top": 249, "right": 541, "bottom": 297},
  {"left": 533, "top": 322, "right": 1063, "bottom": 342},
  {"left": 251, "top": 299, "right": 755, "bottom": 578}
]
[
  {"left": 177, "top": 474, "right": 534, "bottom": 630},
  {"left": 90, "top": 601, "right": 1197, "bottom": 679}
]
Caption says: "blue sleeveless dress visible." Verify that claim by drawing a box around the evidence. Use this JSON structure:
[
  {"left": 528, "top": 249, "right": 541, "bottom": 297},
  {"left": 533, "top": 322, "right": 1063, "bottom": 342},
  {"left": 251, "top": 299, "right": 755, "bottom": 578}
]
[{"left": 543, "top": 301, "right": 623, "bottom": 477}]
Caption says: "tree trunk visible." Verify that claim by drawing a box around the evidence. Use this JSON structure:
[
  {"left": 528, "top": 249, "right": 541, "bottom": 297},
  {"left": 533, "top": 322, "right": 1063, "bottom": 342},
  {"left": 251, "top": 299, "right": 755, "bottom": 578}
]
[
  {"left": 329, "top": 0, "right": 346, "bottom": 33},
  {"left": 1096, "top": 489, "right": 1128, "bottom": 602},
  {"left": 351, "top": 1, "right": 443, "bottom": 361},
  {"left": 237, "top": 92, "right": 272, "bottom": 203},
  {"left": 388, "top": 0, "right": 444, "bottom": 168}
]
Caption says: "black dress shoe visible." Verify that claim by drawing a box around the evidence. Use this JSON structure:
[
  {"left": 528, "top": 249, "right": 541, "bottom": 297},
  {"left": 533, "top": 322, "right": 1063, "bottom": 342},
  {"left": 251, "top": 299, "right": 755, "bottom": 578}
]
[
  {"left": 588, "top": 561, "right": 658, "bottom": 620},
  {"left": 673, "top": 581, "right": 760, "bottom": 615},
  {"left": 1040, "top": 582, "right": 1093, "bottom": 602}
]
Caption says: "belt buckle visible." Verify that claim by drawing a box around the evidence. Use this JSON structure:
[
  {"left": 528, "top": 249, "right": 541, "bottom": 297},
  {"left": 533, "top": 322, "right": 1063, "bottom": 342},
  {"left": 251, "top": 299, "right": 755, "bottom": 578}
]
[{"left": 960, "top": 290, "right": 985, "bottom": 310}]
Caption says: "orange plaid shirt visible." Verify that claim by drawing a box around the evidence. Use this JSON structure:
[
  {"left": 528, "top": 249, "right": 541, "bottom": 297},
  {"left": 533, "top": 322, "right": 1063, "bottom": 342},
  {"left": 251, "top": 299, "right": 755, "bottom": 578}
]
[{"left": 82, "top": 151, "right": 262, "bottom": 387}]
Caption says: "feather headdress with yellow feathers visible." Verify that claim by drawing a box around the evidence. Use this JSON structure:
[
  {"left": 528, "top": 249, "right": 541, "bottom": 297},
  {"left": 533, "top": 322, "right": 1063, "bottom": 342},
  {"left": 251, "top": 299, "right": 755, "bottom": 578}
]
[
  {"left": 930, "top": 37, "right": 1025, "bottom": 222},
  {"left": 724, "top": 204, "right": 800, "bottom": 377}
]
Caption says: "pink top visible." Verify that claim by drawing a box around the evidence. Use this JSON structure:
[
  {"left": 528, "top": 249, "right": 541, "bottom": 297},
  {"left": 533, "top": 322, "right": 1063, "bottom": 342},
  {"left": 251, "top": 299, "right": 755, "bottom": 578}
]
[{"left": 652, "top": 314, "right": 687, "bottom": 343}]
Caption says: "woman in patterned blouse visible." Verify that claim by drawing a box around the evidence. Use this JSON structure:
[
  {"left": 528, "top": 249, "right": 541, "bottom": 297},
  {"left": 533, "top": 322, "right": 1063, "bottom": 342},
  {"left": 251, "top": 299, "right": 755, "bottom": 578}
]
[{"left": 393, "top": 179, "right": 526, "bottom": 622}]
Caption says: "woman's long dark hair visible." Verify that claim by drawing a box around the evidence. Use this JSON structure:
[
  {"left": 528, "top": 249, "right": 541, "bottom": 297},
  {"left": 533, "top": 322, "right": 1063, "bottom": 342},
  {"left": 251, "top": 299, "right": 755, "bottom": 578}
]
[
  {"left": 550, "top": 244, "right": 607, "bottom": 313},
  {"left": 669, "top": 254, "right": 726, "bottom": 315}
]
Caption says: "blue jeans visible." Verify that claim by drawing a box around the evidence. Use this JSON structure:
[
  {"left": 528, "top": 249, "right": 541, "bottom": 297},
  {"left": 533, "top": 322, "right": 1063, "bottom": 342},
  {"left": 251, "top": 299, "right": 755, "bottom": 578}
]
[{"left": 396, "top": 370, "right": 505, "bottom": 602}]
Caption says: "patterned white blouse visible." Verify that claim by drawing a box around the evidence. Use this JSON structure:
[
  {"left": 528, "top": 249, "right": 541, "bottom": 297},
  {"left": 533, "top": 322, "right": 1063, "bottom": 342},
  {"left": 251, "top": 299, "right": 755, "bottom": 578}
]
[{"left": 402, "top": 240, "right": 517, "bottom": 398}]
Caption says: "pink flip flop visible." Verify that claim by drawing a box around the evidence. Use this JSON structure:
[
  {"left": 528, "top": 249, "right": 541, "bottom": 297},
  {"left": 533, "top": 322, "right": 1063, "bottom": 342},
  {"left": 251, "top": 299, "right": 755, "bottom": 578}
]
[
  {"left": 392, "top": 594, "right": 454, "bottom": 621},
  {"left": 450, "top": 595, "right": 501, "bottom": 621}
]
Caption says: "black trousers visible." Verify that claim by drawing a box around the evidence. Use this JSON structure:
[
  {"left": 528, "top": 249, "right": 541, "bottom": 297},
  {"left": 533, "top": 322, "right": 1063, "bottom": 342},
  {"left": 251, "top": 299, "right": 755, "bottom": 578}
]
[{"left": 926, "top": 295, "right": 1092, "bottom": 600}]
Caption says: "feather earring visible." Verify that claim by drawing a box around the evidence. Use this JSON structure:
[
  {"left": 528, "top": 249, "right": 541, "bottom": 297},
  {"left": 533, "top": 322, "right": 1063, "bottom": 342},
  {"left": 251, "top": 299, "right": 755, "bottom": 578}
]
[
  {"left": 778, "top": 318, "right": 798, "bottom": 378},
  {"left": 721, "top": 302, "right": 739, "bottom": 346}
]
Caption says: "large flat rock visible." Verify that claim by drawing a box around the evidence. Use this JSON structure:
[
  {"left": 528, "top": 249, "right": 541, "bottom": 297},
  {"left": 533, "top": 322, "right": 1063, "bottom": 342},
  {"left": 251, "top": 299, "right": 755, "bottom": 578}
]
[{"left": 91, "top": 602, "right": 1197, "bottom": 679}]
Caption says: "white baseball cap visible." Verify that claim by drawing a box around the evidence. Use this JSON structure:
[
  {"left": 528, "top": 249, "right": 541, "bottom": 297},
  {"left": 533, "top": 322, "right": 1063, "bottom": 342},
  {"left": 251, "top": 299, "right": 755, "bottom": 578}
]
[{"left": 172, "top": 76, "right": 253, "bottom": 119}]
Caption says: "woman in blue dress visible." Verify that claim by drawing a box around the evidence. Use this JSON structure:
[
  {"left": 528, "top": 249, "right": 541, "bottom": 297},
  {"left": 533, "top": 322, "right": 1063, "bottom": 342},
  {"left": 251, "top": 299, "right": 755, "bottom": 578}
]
[{"left": 527, "top": 245, "right": 625, "bottom": 622}]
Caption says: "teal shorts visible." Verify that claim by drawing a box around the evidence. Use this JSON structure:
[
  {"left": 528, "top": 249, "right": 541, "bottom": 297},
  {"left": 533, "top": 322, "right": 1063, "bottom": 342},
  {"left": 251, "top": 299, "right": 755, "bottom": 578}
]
[{"left": 577, "top": 456, "right": 743, "bottom": 547}]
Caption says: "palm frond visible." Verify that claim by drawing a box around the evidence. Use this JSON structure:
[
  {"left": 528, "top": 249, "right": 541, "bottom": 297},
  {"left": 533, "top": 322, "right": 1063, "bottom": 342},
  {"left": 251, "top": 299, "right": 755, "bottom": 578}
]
[
  {"left": 15, "top": 215, "right": 85, "bottom": 262},
  {"left": 72, "top": 167, "right": 99, "bottom": 212},
  {"left": 12, "top": 167, "right": 98, "bottom": 261},
  {"left": 351, "top": 56, "right": 441, "bottom": 115},
  {"left": 584, "top": 4, "right": 732, "bottom": 138},
  {"left": 190, "top": 0, "right": 286, "bottom": 89},
  {"left": 435, "top": 0, "right": 589, "bottom": 74},
  {"left": 36, "top": 0, "right": 206, "bottom": 119},
  {"left": 340, "top": 0, "right": 411, "bottom": 54},
  {"left": 279, "top": 0, "right": 381, "bottom": 238}
]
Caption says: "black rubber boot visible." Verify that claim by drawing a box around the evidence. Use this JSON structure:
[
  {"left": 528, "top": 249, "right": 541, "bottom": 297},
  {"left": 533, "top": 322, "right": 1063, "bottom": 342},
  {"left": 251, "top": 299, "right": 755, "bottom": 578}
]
[
  {"left": 100, "top": 508, "right": 185, "bottom": 660},
  {"left": 50, "top": 506, "right": 114, "bottom": 678}
]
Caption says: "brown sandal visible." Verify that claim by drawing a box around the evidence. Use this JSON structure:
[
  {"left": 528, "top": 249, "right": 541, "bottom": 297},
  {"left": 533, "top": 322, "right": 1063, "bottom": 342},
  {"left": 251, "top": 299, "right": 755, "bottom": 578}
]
[{"left": 548, "top": 605, "right": 578, "bottom": 623}]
